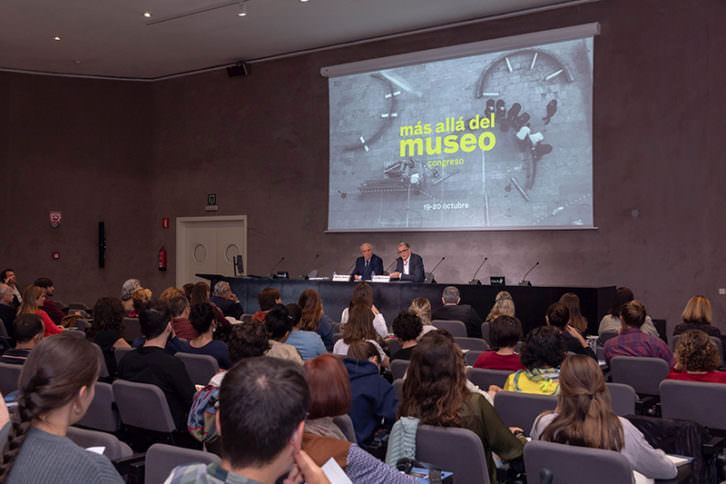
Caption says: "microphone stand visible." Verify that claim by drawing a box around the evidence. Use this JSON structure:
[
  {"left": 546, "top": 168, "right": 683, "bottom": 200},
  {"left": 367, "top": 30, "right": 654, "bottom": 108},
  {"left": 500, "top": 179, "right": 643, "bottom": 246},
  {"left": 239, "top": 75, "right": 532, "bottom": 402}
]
[
  {"left": 269, "top": 257, "right": 285, "bottom": 277},
  {"left": 519, "top": 261, "right": 540, "bottom": 286},
  {"left": 427, "top": 257, "right": 446, "bottom": 284},
  {"left": 469, "top": 257, "right": 488, "bottom": 285}
]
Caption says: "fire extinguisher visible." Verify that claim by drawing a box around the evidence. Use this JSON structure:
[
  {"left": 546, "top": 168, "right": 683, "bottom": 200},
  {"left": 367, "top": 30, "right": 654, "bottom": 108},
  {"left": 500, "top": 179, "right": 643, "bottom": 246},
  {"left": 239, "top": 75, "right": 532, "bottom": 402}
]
[{"left": 158, "top": 246, "right": 167, "bottom": 271}]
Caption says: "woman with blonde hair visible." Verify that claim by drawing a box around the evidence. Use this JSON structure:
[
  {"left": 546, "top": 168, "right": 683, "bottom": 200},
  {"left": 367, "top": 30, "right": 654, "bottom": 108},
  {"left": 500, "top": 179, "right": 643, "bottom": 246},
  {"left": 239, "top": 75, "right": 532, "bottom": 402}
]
[
  {"left": 673, "top": 295, "right": 720, "bottom": 337},
  {"left": 17, "top": 286, "right": 62, "bottom": 337},
  {"left": 485, "top": 291, "right": 515, "bottom": 322},
  {"left": 531, "top": 355, "right": 676, "bottom": 480},
  {"left": 667, "top": 329, "right": 726, "bottom": 383},
  {"left": 408, "top": 297, "right": 436, "bottom": 337}
]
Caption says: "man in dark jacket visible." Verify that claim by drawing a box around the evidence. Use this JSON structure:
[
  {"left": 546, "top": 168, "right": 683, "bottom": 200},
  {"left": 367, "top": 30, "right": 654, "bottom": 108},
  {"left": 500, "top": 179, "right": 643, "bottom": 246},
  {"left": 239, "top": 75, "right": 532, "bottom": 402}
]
[
  {"left": 210, "top": 281, "right": 244, "bottom": 319},
  {"left": 431, "top": 286, "right": 483, "bottom": 338}
]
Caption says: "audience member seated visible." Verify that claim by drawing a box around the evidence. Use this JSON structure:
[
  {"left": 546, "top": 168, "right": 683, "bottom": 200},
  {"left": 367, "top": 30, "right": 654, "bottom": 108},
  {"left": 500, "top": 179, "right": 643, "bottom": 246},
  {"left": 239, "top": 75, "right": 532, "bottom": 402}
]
[
  {"left": 190, "top": 282, "right": 229, "bottom": 330},
  {"left": 333, "top": 304, "right": 387, "bottom": 363},
  {"left": 182, "top": 283, "right": 194, "bottom": 302},
  {"left": 120, "top": 278, "right": 142, "bottom": 314},
  {"left": 407, "top": 297, "right": 437, "bottom": 338},
  {"left": 130, "top": 288, "right": 152, "bottom": 316},
  {"left": 485, "top": 290, "right": 515, "bottom": 323},
  {"left": 86, "top": 297, "right": 131, "bottom": 376},
  {"left": 252, "top": 287, "right": 281, "bottom": 323},
  {"left": 185, "top": 303, "right": 231, "bottom": 369},
  {"left": 391, "top": 312, "right": 423, "bottom": 361},
  {"left": 474, "top": 315, "right": 525, "bottom": 371},
  {"left": 603, "top": 300, "right": 674, "bottom": 367},
  {"left": 264, "top": 305, "right": 303, "bottom": 364},
  {"left": 303, "top": 354, "right": 415, "bottom": 484},
  {"left": 118, "top": 300, "right": 195, "bottom": 430},
  {"left": 209, "top": 281, "right": 243, "bottom": 320},
  {"left": 531, "top": 355, "right": 677, "bottom": 481},
  {"left": 0, "top": 332, "right": 124, "bottom": 483},
  {"left": 598, "top": 287, "right": 659, "bottom": 338},
  {"left": 546, "top": 302, "right": 596, "bottom": 360},
  {"left": 344, "top": 341, "right": 397, "bottom": 446},
  {"left": 503, "top": 326, "right": 564, "bottom": 395},
  {"left": 0, "top": 284, "right": 17, "bottom": 339},
  {"left": 33, "top": 278, "right": 64, "bottom": 325},
  {"left": 298, "top": 289, "right": 335, "bottom": 351},
  {"left": 17, "top": 286, "right": 62, "bottom": 337},
  {"left": 1, "top": 269, "right": 21, "bottom": 309},
  {"left": 340, "top": 283, "right": 388, "bottom": 339},
  {"left": 399, "top": 331, "right": 525, "bottom": 484},
  {"left": 0, "top": 314, "right": 44, "bottom": 365},
  {"left": 159, "top": 286, "right": 184, "bottom": 304},
  {"left": 667, "top": 329, "right": 726, "bottom": 383},
  {"left": 431, "top": 286, "right": 483, "bottom": 338},
  {"left": 558, "top": 292, "right": 589, "bottom": 334},
  {"left": 169, "top": 294, "right": 197, "bottom": 340},
  {"left": 286, "top": 301, "right": 327, "bottom": 361},
  {"left": 209, "top": 320, "right": 271, "bottom": 387},
  {"left": 167, "top": 357, "right": 330, "bottom": 484},
  {"left": 673, "top": 295, "right": 721, "bottom": 338}
]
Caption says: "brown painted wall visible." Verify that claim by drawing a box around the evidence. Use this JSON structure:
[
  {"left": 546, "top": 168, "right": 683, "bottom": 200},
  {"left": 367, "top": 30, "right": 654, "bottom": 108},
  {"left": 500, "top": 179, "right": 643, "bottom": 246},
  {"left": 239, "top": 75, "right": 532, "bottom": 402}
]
[{"left": 1, "top": 0, "right": 725, "bottom": 333}]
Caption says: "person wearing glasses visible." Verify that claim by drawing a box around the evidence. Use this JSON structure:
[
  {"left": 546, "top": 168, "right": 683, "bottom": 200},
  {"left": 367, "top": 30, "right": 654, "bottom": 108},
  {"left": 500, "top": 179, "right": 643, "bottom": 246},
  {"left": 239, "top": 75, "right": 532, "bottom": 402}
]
[{"left": 390, "top": 242, "right": 425, "bottom": 283}]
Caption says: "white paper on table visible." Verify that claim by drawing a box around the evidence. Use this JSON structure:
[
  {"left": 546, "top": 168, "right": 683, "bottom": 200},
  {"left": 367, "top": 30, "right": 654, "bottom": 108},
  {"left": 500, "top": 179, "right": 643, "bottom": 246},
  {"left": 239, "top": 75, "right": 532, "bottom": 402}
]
[{"left": 86, "top": 446, "right": 106, "bottom": 455}]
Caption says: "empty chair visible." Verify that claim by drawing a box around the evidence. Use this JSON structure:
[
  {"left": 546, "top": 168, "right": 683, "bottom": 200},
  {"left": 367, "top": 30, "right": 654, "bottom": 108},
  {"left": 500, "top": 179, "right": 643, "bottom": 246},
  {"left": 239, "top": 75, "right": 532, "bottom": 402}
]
[
  {"left": 92, "top": 342, "right": 110, "bottom": 379},
  {"left": 121, "top": 317, "right": 141, "bottom": 343},
  {"left": 144, "top": 443, "right": 220, "bottom": 484},
  {"left": 464, "top": 350, "right": 483, "bottom": 366},
  {"left": 431, "top": 320, "right": 467, "bottom": 338},
  {"left": 175, "top": 352, "right": 219, "bottom": 386},
  {"left": 332, "top": 414, "right": 357, "bottom": 443},
  {"left": 480, "top": 321, "right": 490, "bottom": 343},
  {"left": 605, "top": 382, "right": 637, "bottom": 417},
  {"left": 391, "top": 359, "right": 410, "bottom": 380},
  {"left": 609, "top": 356, "right": 670, "bottom": 396},
  {"left": 114, "top": 346, "right": 133, "bottom": 366},
  {"left": 77, "top": 381, "right": 119, "bottom": 432},
  {"left": 0, "top": 362, "right": 22, "bottom": 395},
  {"left": 112, "top": 380, "right": 176, "bottom": 433},
  {"left": 392, "top": 378, "right": 403, "bottom": 401},
  {"left": 455, "top": 337, "right": 490, "bottom": 352},
  {"left": 493, "top": 391, "right": 557, "bottom": 435},
  {"left": 660, "top": 380, "right": 726, "bottom": 432},
  {"left": 466, "top": 368, "right": 511, "bottom": 391},
  {"left": 524, "top": 439, "right": 634, "bottom": 484},
  {"left": 416, "top": 424, "right": 491, "bottom": 484},
  {"left": 66, "top": 426, "right": 133, "bottom": 461}
]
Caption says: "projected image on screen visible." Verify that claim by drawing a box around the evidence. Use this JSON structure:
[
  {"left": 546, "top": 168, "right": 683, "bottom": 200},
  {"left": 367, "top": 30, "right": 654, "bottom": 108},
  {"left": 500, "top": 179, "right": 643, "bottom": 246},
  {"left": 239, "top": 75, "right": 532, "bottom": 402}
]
[{"left": 328, "top": 37, "right": 593, "bottom": 231}]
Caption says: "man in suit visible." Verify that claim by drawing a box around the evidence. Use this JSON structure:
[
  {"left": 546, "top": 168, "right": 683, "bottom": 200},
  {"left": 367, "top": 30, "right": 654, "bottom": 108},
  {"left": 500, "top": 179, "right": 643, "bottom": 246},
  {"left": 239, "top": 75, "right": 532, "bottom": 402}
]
[
  {"left": 351, "top": 242, "right": 384, "bottom": 281},
  {"left": 390, "top": 242, "right": 425, "bottom": 283},
  {"left": 0, "top": 283, "right": 16, "bottom": 339},
  {"left": 431, "top": 286, "right": 483, "bottom": 338}
]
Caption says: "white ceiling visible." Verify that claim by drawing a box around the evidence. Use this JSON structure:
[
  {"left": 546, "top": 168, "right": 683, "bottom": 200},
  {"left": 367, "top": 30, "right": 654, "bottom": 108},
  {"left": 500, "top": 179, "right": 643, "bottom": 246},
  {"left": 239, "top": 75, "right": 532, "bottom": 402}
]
[{"left": 0, "top": 0, "right": 584, "bottom": 80}]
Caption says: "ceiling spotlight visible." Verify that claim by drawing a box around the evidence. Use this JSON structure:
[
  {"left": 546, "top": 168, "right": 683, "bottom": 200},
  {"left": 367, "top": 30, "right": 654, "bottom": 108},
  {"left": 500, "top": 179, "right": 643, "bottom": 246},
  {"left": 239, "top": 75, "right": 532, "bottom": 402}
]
[
  {"left": 237, "top": 1, "right": 248, "bottom": 16},
  {"left": 299, "top": 0, "right": 310, "bottom": 3},
  {"left": 144, "top": 11, "right": 152, "bottom": 18},
  {"left": 53, "top": 35, "right": 61, "bottom": 41}
]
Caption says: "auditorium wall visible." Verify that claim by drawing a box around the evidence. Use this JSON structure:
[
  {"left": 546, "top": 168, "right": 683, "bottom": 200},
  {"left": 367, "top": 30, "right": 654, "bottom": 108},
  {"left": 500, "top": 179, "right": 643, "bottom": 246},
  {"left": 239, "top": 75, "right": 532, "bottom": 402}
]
[{"left": 1, "top": 0, "right": 724, "bottom": 334}]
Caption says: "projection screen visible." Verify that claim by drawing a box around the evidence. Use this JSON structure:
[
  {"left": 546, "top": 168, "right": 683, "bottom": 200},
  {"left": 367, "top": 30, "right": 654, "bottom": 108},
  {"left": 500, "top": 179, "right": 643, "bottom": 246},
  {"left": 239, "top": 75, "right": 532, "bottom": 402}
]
[{"left": 324, "top": 23, "right": 598, "bottom": 232}]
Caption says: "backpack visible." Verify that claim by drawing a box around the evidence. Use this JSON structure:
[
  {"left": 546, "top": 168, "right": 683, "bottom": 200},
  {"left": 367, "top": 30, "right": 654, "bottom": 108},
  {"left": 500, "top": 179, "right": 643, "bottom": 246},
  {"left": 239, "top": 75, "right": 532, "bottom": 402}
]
[{"left": 187, "top": 384, "right": 221, "bottom": 453}]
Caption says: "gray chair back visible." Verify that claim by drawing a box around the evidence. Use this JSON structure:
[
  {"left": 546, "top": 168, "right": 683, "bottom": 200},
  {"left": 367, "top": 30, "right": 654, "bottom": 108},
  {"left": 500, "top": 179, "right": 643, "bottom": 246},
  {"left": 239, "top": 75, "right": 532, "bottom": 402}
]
[
  {"left": 0, "top": 362, "right": 22, "bottom": 395},
  {"left": 145, "top": 443, "right": 220, "bottom": 484},
  {"left": 392, "top": 378, "right": 403, "bottom": 401},
  {"left": 416, "top": 424, "right": 490, "bottom": 484},
  {"left": 391, "top": 359, "right": 410, "bottom": 380},
  {"left": 121, "top": 317, "right": 141, "bottom": 343},
  {"left": 114, "top": 346, "right": 134, "bottom": 366},
  {"left": 387, "top": 338, "right": 402, "bottom": 357},
  {"left": 455, "top": 337, "right": 490, "bottom": 352},
  {"left": 466, "top": 368, "right": 512, "bottom": 390},
  {"left": 524, "top": 439, "right": 634, "bottom": 484},
  {"left": 91, "top": 343, "right": 110, "bottom": 379},
  {"left": 112, "top": 380, "right": 176, "bottom": 432},
  {"left": 66, "top": 426, "right": 133, "bottom": 460},
  {"left": 480, "top": 321, "right": 490, "bottom": 343},
  {"left": 660, "top": 379, "right": 726, "bottom": 431},
  {"left": 431, "top": 320, "right": 467, "bottom": 338},
  {"left": 598, "top": 331, "right": 618, "bottom": 346},
  {"left": 464, "top": 350, "right": 483, "bottom": 366},
  {"left": 332, "top": 414, "right": 357, "bottom": 443},
  {"left": 77, "top": 381, "right": 119, "bottom": 432},
  {"left": 493, "top": 391, "right": 557, "bottom": 435},
  {"left": 609, "top": 356, "right": 670, "bottom": 396},
  {"left": 175, "top": 352, "right": 219, "bottom": 386},
  {"left": 605, "top": 382, "right": 636, "bottom": 416}
]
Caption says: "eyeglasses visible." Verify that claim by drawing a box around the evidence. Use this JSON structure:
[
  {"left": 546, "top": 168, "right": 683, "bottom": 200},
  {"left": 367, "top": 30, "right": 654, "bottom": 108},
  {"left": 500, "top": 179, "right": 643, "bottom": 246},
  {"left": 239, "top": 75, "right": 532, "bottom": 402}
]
[{"left": 397, "top": 248, "right": 409, "bottom": 254}]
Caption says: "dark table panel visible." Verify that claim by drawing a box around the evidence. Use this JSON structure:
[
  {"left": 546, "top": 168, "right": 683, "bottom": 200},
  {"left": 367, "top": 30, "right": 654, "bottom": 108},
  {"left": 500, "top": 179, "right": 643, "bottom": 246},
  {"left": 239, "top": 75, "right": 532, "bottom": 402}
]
[{"left": 200, "top": 274, "right": 615, "bottom": 336}]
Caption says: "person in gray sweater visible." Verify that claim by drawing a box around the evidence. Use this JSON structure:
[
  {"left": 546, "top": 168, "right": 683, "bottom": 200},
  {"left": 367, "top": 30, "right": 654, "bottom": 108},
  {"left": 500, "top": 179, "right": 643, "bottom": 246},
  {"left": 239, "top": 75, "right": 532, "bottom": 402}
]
[
  {"left": 0, "top": 332, "right": 123, "bottom": 483},
  {"left": 530, "top": 355, "right": 676, "bottom": 480}
]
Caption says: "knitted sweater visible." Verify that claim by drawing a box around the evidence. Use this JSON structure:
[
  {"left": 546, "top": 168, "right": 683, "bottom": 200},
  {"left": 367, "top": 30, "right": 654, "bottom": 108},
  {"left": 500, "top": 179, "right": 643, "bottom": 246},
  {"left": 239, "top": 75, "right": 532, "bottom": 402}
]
[{"left": 0, "top": 423, "right": 123, "bottom": 483}]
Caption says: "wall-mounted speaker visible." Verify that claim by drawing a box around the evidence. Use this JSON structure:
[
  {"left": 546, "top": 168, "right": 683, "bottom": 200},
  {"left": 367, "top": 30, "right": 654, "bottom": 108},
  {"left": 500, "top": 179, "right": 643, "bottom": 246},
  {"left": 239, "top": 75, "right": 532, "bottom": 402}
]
[{"left": 98, "top": 221, "right": 106, "bottom": 268}]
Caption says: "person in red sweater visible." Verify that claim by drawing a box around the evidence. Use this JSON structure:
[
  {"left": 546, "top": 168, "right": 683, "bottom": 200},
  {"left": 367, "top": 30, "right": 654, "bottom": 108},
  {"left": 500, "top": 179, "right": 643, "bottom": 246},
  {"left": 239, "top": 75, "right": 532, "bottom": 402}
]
[
  {"left": 34, "top": 277, "right": 65, "bottom": 325},
  {"left": 667, "top": 329, "right": 726, "bottom": 383},
  {"left": 17, "top": 286, "right": 63, "bottom": 337},
  {"left": 474, "top": 315, "right": 524, "bottom": 372}
]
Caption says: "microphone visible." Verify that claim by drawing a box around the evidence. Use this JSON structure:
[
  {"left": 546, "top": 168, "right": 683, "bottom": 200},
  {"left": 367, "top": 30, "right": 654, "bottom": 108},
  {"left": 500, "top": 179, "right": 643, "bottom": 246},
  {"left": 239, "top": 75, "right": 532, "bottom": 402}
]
[
  {"left": 303, "top": 253, "right": 320, "bottom": 279},
  {"left": 427, "top": 256, "right": 446, "bottom": 284},
  {"left": 519, "top": 261, "right": 539, "bottom": 286},
  {"left": 344, "top": 260, "right": 356, "bottom": 274},
  {"left": 269, "top": 256, "right": 285, "bottom": 276},
  {"left": 385, "top": 259, "right": 397, "bottom": 275},
  {"left": 469, "top": 257, "right": 488, "bottom": 285}
]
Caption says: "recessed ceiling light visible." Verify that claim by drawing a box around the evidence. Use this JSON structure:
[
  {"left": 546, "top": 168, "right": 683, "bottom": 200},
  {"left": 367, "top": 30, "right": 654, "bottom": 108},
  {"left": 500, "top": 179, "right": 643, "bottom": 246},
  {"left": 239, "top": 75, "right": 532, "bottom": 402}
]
[
  {"left": 299, "top": 0, "right": 310, "bottom": 3},
  {"left": 237, "top": 2, "right": 248, "bottom": 16},
  {"left": 144, "top": 11, "right": 152, "bottom": 18},
  {"left": 53, "top": 35, "right": 61, "bottom": 41}
]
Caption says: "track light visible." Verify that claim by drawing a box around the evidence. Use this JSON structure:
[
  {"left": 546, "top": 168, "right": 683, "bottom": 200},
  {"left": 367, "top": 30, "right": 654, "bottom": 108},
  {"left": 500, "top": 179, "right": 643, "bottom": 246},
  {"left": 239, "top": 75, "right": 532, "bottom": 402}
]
[{"left": 237, "top": 1, "right": 248, "bottom": 16}]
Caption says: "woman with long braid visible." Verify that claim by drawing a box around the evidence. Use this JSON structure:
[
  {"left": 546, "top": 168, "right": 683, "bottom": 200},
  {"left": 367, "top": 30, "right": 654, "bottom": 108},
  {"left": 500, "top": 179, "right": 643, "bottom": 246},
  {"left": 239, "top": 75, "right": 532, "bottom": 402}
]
[{"left": 0, "top": 332, "right": 123, "bottom": 483}]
